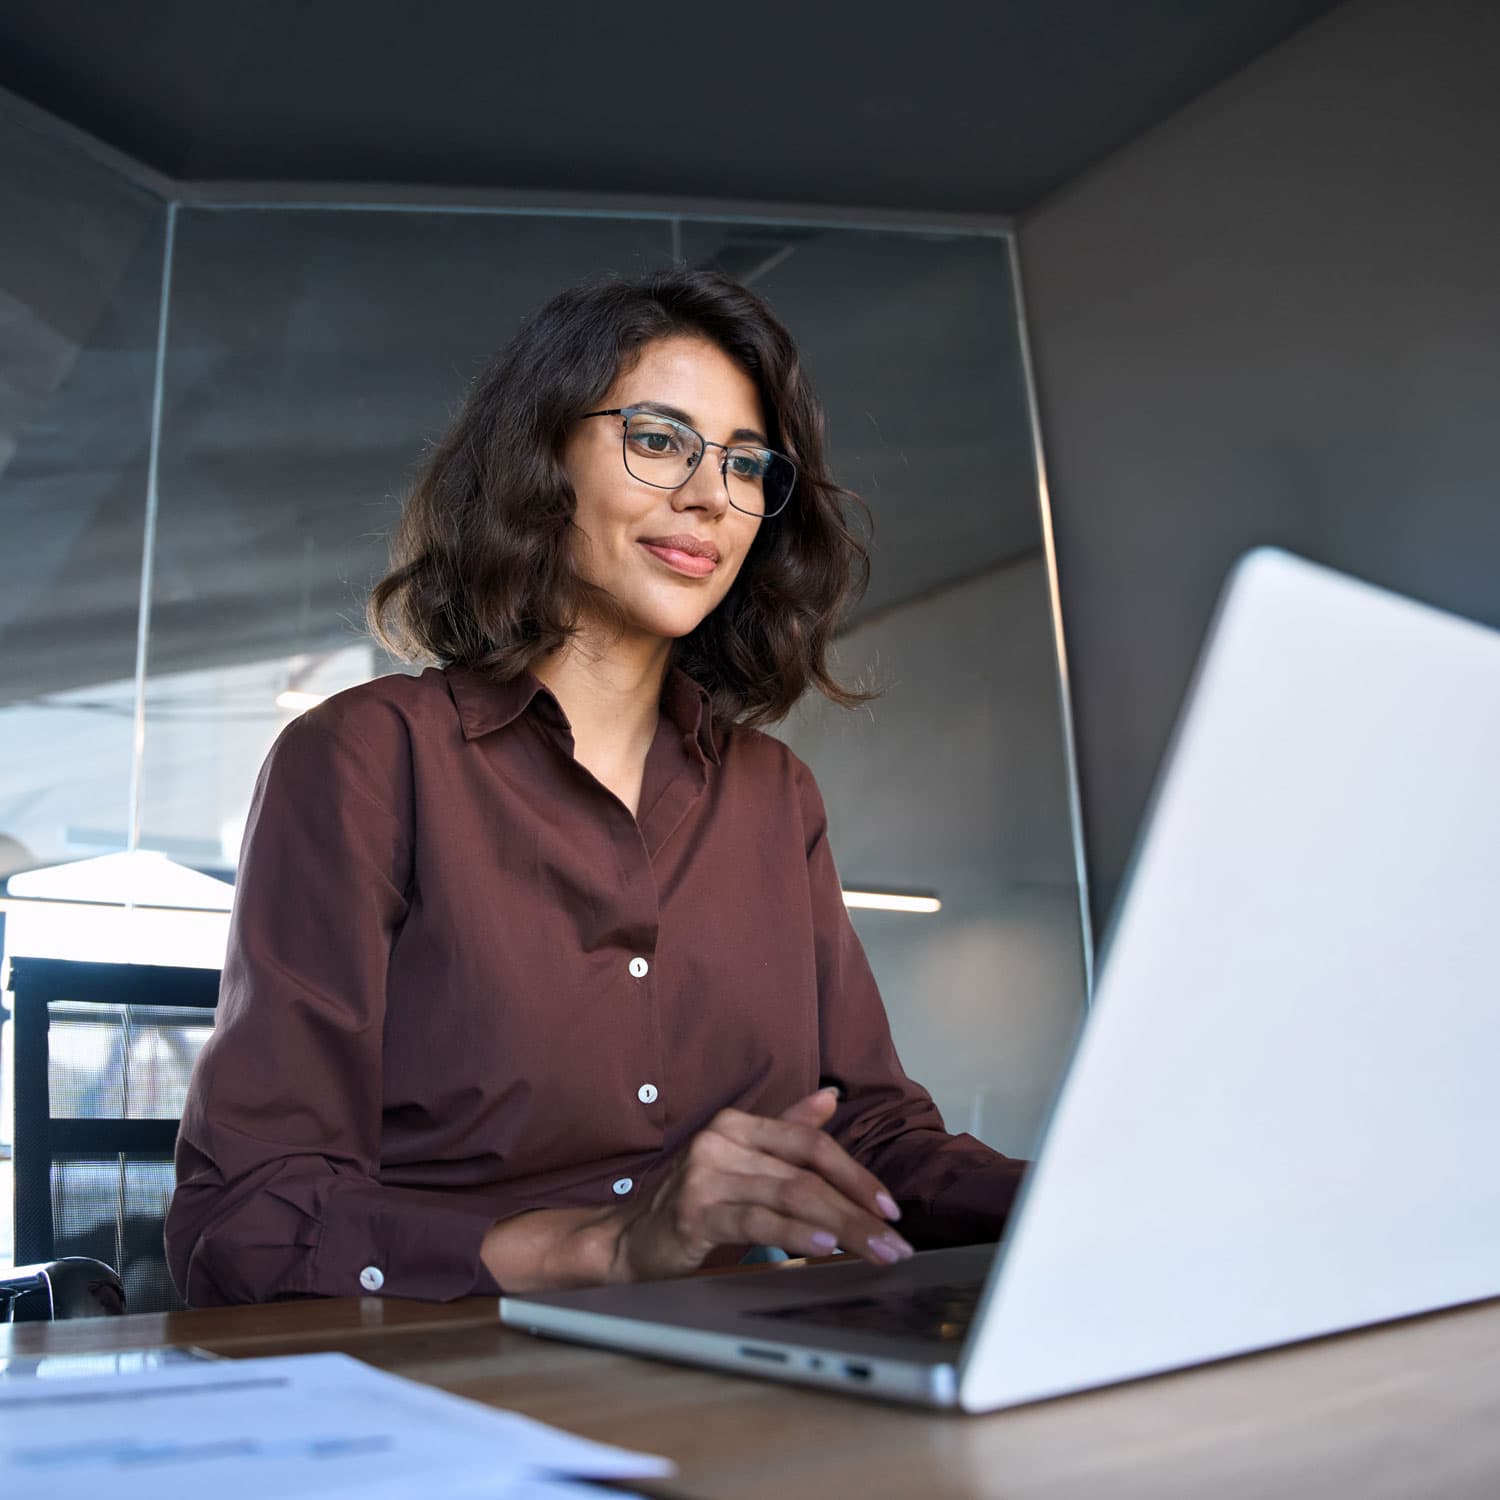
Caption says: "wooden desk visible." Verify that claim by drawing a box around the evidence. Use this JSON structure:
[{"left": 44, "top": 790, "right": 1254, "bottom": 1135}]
[{"left": 5, "top": 1293, "right": 1500, "bottom": 1498}]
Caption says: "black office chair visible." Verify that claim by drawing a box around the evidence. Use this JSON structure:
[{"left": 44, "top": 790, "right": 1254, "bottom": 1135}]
[{"left": 9, "top": 957, "right": 221, "bottom": 1315}]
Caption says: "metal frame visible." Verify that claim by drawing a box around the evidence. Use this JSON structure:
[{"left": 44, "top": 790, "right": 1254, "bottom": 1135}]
[
  {"left": 1006, "top": 238, "right": 1096, "bottom": 993},
  {"left": 582, "top": 407, "right": 797, "bottom": 518}
]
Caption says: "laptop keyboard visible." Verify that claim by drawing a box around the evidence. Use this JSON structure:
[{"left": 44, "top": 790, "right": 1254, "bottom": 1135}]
[{"left": 748, "top": 1280, "right": 984, "bottom": 1343}]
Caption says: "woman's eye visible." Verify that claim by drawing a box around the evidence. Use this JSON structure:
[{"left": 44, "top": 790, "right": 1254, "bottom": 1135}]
[
  {"left": 628, "top": 424, "right": 685, "bottom": 457},
  {"left": 727, "top": 450, "right": 770, "bottom": 481}
]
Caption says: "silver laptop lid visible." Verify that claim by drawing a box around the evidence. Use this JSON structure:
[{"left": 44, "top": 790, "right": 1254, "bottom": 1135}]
[{"left": 961, "top": 548, "right": 1500, "bottom": 1411}]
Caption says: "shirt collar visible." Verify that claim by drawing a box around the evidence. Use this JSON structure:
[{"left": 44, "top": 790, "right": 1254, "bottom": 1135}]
[
  {"left": 445, "top": 665, "right": 545, "bottom": 740},
  {"left": 444, "top": 663, "right": 721, "bottom": 766},
  {"left": 661, "top": 666, "right": 722, "bottom": 767}
]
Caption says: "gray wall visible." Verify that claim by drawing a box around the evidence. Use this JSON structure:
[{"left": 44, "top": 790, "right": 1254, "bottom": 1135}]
[
  {"left": 780, "top": 556, "right": 1089, "bottom": 1156},
  {"left": 1018, "top": 0, "right": 1500, "bottom": 923}
]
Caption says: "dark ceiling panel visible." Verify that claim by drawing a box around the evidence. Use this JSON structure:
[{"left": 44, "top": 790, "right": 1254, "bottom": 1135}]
[{"left": 0, "top": 0, "right": 1344, "bottom": 214}]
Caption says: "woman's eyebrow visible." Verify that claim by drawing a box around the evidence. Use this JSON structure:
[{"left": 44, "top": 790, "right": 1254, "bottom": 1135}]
[{"left": 632, "top": 399, "right": 769, "bottom": 447}]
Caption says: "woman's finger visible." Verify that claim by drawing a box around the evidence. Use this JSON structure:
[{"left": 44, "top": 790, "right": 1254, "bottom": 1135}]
[
  {"left": 698, "top": 1202, "right": 843, "bottom": 1261},
  {"left": 698, "top": 1118, "right": 896, "bottom": 1229},
  {"left": 692, "top": 1169, "right": 913, "bottom": 1266},
  {"left": 776, "top": 1087, "right": 840, "bottom": 1130},
  {"left": 682, "top": 1134, "right": 902, "bottom": 1255},
  {"left": 711, "top": 1109, "right": 902, "bottom": 1224}
]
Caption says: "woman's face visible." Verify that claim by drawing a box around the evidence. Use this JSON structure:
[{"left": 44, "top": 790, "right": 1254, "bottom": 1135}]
[{"left": 561, "top": 335, "right": 766, "bottom": 646}]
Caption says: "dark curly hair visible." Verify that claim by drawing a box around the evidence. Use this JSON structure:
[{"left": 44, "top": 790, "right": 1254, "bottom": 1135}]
[{"left": 368, "top": 266, "right": 872, "bottom": 727}]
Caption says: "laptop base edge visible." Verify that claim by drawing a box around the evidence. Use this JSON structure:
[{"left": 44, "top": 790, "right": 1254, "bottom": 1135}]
[{"left": 500, "top": 1295, "right": 960, "bottom": 1408}]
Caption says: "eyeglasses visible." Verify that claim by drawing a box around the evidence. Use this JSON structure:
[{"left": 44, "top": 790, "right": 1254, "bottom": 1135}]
[{"left": 581, "top": 406, "right": 797, "bottom": 519}]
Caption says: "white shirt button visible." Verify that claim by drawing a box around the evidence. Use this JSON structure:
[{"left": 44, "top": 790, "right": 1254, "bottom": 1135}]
[
  {"left": 359, "top": 1265, "right": 384, "bottom": 1292},
  {"left": 637, "top": 1083, "right": 658, "bottom": 1104},
  {"left": 612, "top": 1176, "right": 634, "bottom": 1196},
  {"left": 628, "top": 956, "right": 649, "bottom": 979}
]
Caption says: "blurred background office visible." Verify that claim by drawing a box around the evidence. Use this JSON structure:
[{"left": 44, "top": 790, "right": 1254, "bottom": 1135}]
[{"left": 1, "top": 0, "right": 1497, "bottom": 1302}]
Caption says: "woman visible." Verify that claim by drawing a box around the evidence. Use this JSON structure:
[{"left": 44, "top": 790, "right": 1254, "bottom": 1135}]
[{"left": 166, "top": 267, "right": 1025, "bottom": 1306}]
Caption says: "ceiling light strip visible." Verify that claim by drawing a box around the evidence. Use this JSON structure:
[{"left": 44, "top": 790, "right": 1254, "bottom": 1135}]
[{"left": 841, "top": 890, "right": 942, "bottom": 915}]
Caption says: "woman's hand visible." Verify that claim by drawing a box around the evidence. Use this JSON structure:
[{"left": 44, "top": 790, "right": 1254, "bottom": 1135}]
[{"left": 608, "top": 1087, "right": 914, "bottom": 1282}]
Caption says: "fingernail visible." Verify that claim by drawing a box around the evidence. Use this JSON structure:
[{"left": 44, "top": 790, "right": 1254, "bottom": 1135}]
[
  {"left": 810, "top": 1230, "right": 838, "bottom": 1251},
  {"left": 867, "top": 1235, "right": 900, "bottom": 1264},
  {"left": 876, "top": 1191, "right": 900, "bottom": 1221},
  {"left": 881, "top": 1232, "right": 913, "bottom": 1260}
]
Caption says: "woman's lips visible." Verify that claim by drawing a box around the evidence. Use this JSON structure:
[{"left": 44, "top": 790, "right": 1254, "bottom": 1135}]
[{"left": 639, "top": 541, "right": 718, "bottom": 578}]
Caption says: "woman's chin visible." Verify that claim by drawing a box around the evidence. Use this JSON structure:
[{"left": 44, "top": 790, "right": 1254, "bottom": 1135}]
[
  {"left": 642, "top": 614, "right": 712, "bottom": 643},
  {"left": 619, "top": 597, "right": 720, "bottom": 644}
]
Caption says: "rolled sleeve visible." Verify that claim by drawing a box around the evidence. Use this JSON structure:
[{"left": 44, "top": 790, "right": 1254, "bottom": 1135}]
[
  {"left": 167, "top": 697, "right": 498, "bottom": 1305},
  {"left": 171, "top": 1138, "right": 502, "bottom": 1305},
  {"left": 793, "top": 757, "right": 1027, "bottom": 1248}
]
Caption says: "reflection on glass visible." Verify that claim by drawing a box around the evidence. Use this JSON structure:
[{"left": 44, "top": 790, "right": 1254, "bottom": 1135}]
[
  {"left": 682, "top": 222, "right": 1041, "bottom": 620},
  {"left": 139, "top": 209, "right": 674, "bottom": 869},
  {"left": 0, "top": 102, "right": 166, "bottom": 875},
  {"left": 682, "top": 223, "right": 1085, "bottom": 1154}
]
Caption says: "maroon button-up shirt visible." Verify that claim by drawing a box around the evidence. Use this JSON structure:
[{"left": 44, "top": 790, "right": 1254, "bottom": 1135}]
[{"left": 167, "top": 664, "right": 1024, "bottom": 1305}]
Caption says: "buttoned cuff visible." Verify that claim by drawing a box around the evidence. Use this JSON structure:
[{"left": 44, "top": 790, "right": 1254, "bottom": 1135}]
[{"left": 311, "top": 1181, "right": 503, "bottom": 1301}]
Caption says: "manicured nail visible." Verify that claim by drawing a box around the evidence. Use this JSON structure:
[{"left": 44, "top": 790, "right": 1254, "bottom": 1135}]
[
  {"left": 810, "top": 1230, "right": 838, "bottom": 1251},
  {"left": 867, "top": 1235, "right": 901, "bottom": 1264},
  {"left": 876, "top": 1191, "right": 900, "bottom": 1221}
]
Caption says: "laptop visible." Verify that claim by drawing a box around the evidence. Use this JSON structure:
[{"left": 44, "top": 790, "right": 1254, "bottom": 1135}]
[{"left": 501, "top": 547, "right": 1500, "bottom": 1411}]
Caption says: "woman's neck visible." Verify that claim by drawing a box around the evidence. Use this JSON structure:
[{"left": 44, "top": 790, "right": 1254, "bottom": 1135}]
[{"left": 530, "top": 626, "right": 672, "bottom": 805}]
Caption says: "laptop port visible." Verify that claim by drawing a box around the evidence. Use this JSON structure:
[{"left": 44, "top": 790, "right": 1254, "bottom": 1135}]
[
  {"left": 738, "top": 1345, "right": 789, "bottom": 1364},
  {"left": 843, "top": 1361, "right": 873, "bottom": 1381}
]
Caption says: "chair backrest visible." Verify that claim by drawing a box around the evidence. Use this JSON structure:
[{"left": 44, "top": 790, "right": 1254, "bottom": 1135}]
[
  {"left": 9, "top": 958, "right": 220, "bottom": 1314},
  {"left": 1, "top": 1257, "right": 127, "bottom": 1321}
]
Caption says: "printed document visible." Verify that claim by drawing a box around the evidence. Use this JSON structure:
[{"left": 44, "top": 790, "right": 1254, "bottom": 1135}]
[{"left": 0, "top": 1350, "right": 673, "bottom": 1499}]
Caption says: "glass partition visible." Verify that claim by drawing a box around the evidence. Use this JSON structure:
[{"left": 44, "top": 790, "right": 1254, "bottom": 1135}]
[
  {"left": 0, "top": 99, "right": 166, "bottom": 1268},
  {"left": 0, "top": 103, "right": 166, "bottom": 876},
  {"left": 682, "top": 223, "right": 1083, "bottom": 1150},
  {"left": 1, "top": 111, "right": 1089, "bottom": 1170},
  {"left": 142, "top": 208, "right": 672, "bottom": 871}
]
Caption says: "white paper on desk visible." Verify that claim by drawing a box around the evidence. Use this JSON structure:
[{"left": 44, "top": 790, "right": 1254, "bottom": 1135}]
[
  {"left": 0, "top": 1350, "right": 672, "bottom": 1500},
  {"left": 506, "top": 1483, "right": 651, "bottom": 1500}
]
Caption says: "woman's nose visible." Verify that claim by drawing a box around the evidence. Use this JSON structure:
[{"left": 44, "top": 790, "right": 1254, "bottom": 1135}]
[{"left": 675, "top": 448, "right": 730, "bottom": 513}]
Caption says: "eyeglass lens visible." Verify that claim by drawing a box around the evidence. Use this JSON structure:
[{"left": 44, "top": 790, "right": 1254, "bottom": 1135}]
[{"left": 621, "top": 411, "right": 794, "bottom": 518}]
